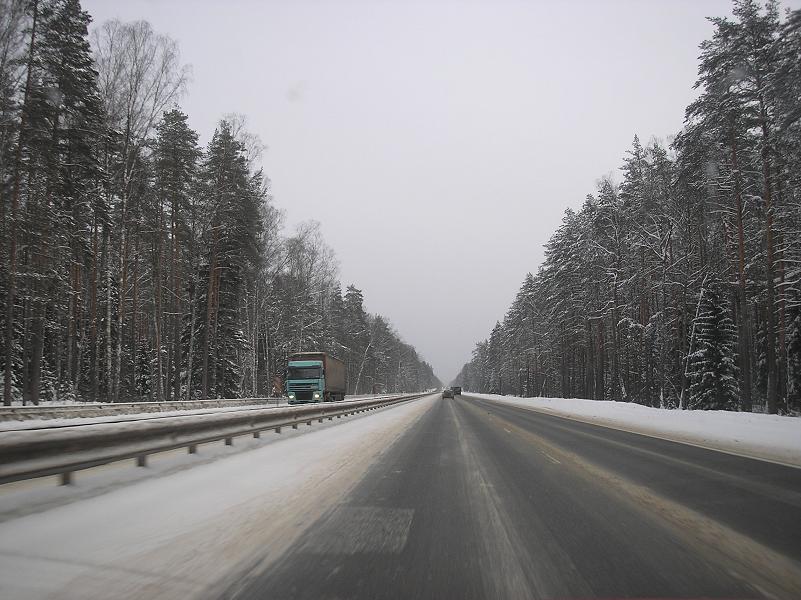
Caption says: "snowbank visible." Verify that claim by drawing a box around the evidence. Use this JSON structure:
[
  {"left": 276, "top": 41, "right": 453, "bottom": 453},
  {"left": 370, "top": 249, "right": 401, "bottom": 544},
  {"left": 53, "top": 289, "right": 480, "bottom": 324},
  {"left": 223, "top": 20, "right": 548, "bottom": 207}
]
[{"left": 468, "top": 393, "right": 801, "bottom": 467}]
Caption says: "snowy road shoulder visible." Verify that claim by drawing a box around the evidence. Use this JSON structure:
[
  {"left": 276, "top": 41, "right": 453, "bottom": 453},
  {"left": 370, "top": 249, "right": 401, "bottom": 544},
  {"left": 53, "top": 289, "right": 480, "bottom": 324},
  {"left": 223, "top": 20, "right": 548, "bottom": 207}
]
[
  {"left": 0, "top": 394, "right": 437, "bottom": 600},
  {"left": 467, "top": 394, "right": 801, "bottom": 467}
]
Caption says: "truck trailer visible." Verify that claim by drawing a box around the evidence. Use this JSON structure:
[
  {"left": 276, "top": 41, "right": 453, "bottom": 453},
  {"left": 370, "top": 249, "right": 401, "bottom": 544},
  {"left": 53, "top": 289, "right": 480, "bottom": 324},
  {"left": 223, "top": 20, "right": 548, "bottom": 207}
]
[{"left": 286, "top": 352, "right": 347, "bottom": 404}]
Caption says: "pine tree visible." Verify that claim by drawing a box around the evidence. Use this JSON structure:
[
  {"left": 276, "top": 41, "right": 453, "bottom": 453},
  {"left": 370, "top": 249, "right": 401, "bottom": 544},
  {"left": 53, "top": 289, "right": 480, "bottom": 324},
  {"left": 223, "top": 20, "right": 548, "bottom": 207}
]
[
  {"left": 343, "top": 285, "right": 368, "bottom": 393},
  {"left": 153, "top": 108, "right": 199, "bottom": 401},
  {"left": 2, "top": 0, "right": 38, "bottom": 406},
  {"left": 11, "top": 0, "right": 103, "bottom": 404},
  {"left": 688, "top": 280, "right": 740, "bottom": 410},
  {"left": 193, "top": 120, "right": 263, "bottom": 398}
]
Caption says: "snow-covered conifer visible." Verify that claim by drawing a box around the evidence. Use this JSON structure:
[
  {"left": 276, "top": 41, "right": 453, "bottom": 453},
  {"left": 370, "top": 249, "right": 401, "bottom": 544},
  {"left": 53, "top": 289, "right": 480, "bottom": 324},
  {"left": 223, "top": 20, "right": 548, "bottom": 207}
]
[{"left": 687, "top": 279, "right": 740, "bottom": 410}]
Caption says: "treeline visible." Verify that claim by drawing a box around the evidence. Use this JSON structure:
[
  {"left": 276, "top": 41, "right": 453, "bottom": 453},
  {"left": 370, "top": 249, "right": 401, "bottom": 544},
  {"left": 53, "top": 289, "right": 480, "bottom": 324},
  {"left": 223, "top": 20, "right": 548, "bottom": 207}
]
[
  {"left": 0, "top": 0, "right": 440, "bottom": 404},
  {"left": 455, "top": 1, "right": 801, "bottom": 414}
]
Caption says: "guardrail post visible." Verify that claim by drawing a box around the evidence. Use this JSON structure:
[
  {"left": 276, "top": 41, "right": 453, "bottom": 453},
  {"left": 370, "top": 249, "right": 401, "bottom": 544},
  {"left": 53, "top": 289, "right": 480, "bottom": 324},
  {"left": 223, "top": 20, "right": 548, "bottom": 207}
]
[
  {"left": 136, "top": 455, "right": 147, "bottom": 467},
  {"left": 225, "top": 437, "right": 233, "bottom": 446},
  {"left": 292, "top": 423, "right": 298, "bottom": 429},
  {"left": 188, "top": 444, "right": 197, "bottom": 454},
  {"left": 60, "top": 472, "right": 72, "bottom": 486},
  {"left": 253, "top": 431, "right": 261, "bottom": 439},
  {"left": 275, "top": 426, "right": 282, "bottom": 433}
]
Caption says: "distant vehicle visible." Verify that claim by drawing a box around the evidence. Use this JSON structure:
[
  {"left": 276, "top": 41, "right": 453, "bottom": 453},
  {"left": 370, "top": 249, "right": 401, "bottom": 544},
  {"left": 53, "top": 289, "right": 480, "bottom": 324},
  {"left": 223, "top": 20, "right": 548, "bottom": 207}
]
[
  {"left": 371, "top": 383, "right": 386, "bottom": 394},
  {"left": 286, "top": 352, "right": 346, "bottom": 404},
  {"left": 451, "top": 386, "right": 462, "bottom": 395},
  {"left": 442, "top": 388, "right": 454, "bottom": 399}
]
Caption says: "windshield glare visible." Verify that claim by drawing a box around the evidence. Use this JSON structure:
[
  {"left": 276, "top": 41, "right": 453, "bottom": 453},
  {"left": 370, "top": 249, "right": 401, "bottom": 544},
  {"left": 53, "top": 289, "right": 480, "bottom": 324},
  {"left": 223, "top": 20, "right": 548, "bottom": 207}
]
[{"left": 288, "top": 366, "right": 321, "bottom": 380}]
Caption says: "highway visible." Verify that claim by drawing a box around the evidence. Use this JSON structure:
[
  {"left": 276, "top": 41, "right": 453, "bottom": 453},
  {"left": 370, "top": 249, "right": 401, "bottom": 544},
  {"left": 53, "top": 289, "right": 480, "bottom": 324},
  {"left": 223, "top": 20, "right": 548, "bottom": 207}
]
[
  {"left": 231, "top": 395, "right": 801, "bottom": 600},
  {"left": 2, "top": 393, "right": 800, "bottom": 600}
]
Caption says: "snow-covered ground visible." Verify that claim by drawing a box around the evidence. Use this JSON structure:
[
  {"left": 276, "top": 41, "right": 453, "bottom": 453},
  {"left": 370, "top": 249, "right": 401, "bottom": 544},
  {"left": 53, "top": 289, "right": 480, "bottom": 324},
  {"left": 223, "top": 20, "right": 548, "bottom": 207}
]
[
  {"left": 0, "top": 394, "right": 437, "bottom": 600},
  {"left": 469, "top": 393, "right": 801, "bottom": 467}
]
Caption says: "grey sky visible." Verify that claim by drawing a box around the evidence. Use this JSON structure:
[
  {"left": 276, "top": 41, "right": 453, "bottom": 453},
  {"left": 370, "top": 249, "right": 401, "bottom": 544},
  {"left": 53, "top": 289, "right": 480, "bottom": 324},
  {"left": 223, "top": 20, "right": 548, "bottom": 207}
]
[{"left": 83, "top": 0, "right": 800, "bottom": 384}]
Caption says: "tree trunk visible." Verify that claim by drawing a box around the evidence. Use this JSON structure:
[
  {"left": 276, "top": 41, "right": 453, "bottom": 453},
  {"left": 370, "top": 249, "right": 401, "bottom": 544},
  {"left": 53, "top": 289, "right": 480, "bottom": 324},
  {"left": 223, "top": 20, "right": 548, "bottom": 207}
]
[
  {"left": 89, "top": 218, "right": 99, "bottom": 401},
  {"left": 105, "top": 226, "right": 112, "bottom": 401},
  {"left": 585, "top": 318, "right": 594, "bottom": 399},
  {"left": 3, "top": 0, "right": 38, "bottom": 406},
  {"left": 129, "top": 230, "right": 140, "bottom": 395},
  {"left": 27, "top": 302, "right": 45, "bottom": 405},
  {"left": 201, "top": 244, "right": 217, "bottom": 400},
  {"left": 112, "top": 118, "right": 134, "bottom": 403},
  {"left": 171, "top": 196, "right": 182, "bottom": 402},
  {"left": 20, "top": 298, "right": 30, "bottom": 404},
  {"left": 66, "top": 261, "right": 76, "bottom": 386},
  {"left": 153, "top": 200, "right": 165, "bottom": 402},
  {"left": 760, "top": 111, "right": 778, "bottom": 414},
  {"left": 112, "top": 218, "right": 129, "bottom": 403},
  {"left": 186, "top": 275, "right": 197, "bottom": 401},
  {"left": 611, "top": 279, "right": 620, "bottom": 400},
  {"left": 73, "top": 270, "right": 85, "bottom": 398},
  {"left": 730, "top": 118, "right": 752, "bottom": 411},
  {"left": 596, "top": 319, "right": 605, "bottom": 401},
  {"left": 354, "top": 339, "right": 373, "bottom": 395}
]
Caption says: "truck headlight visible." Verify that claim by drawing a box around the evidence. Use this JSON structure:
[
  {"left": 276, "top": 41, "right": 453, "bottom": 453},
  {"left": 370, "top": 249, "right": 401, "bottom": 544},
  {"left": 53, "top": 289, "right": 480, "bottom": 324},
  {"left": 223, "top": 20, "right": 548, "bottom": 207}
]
[
  {"left": 313, "top": 392, "right": 320, "bottom": 399},
  {"left": 288, "top": 393, "right": 295, "bottom": 398}
]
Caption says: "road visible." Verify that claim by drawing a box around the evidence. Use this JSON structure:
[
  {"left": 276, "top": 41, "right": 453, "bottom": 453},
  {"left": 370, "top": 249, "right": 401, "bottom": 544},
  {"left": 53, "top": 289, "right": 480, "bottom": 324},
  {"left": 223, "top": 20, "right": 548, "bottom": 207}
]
[{"left": 231, "top": 394, "right": 801, "bottom": 600}]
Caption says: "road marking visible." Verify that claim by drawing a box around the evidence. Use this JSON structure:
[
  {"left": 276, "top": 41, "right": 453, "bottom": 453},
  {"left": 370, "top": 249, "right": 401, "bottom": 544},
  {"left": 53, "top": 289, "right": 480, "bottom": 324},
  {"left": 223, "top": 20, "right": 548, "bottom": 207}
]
[
  {"left": 480, "top": 402, "right": 563, "bottom": 465},
  {"left": 542, "top": 452, "right": 561, "bottom": 464}
]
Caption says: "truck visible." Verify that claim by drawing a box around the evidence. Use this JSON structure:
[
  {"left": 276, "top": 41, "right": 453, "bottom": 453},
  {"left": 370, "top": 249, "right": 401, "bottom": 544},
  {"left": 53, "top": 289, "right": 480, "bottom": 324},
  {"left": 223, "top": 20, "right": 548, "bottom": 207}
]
[{"left": 285, "top": 352, "right": 347, "bottom": 404}]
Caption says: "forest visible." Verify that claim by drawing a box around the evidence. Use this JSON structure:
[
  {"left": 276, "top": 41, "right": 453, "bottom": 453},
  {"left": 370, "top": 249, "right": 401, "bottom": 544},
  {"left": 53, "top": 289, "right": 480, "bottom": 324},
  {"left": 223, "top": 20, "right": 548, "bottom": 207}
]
[
  {"left": 0, "top": 0, "right": 440, "bottom": 405},
  {"left": 454, "top": 0, "right": 801, "bottom": 414}
]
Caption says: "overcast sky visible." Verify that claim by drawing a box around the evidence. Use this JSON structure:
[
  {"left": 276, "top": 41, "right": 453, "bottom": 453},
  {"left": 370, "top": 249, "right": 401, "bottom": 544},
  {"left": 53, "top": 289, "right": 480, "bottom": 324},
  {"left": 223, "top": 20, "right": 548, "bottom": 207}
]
[{"left": 84, "top": 0, "right": 799, "bottom": 384}]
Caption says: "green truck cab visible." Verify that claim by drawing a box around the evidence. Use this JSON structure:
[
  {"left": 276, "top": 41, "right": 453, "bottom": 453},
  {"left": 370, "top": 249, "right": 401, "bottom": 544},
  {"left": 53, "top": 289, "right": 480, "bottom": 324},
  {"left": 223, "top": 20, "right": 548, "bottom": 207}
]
[{"left": 286, "top": 352, "right": 346, "bottom": 404}]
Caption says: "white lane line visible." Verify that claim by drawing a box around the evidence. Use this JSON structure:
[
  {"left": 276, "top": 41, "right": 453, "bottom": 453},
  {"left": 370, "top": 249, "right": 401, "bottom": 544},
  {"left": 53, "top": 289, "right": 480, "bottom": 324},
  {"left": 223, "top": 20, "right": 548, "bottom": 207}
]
[
  {"left": 542, "top": 452, "right": 561, "bottom": 465},
  {"left": 503, "top": 428, "right": 511, "bottom": 434}
]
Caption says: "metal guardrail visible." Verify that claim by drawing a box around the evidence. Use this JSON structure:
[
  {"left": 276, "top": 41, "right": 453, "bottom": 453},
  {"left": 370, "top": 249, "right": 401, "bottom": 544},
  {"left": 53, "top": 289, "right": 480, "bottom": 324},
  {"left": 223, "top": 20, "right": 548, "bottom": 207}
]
[
  {"left": 0, "top": 397, "right": 288, "bottom": 421},
  {"left": 0, "top": 394, "right": 400, "bottom": 421},
  {"left": 0, "top": 393, "right": 428, "bottom": 486}
]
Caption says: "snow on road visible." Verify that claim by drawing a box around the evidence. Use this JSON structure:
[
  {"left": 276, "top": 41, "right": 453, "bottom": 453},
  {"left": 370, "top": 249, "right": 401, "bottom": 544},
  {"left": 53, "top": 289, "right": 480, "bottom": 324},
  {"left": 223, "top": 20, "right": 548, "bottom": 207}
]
[
  {"left": 469, "top": 393, "right": 801, "bottom": 467},
  {"left": 0, "top": 394, "right": 437, "bottom": 600}
]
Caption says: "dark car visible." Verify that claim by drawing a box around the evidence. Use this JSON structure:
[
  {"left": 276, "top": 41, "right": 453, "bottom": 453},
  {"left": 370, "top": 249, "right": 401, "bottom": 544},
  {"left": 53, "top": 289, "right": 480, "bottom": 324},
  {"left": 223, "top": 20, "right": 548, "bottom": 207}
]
[
  {"left": 451, "top": 386, "right": 462, "bottom": 395},
  {"left": 442, "top": 388, "right": 454, "bottom": 399}
]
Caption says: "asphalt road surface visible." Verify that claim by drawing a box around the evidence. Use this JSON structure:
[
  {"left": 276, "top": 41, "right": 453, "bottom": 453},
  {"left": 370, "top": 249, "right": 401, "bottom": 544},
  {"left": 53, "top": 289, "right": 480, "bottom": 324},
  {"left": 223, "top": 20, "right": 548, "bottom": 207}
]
[{"left": 230, "top": 394, "right": 801, "bottom": 600}]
